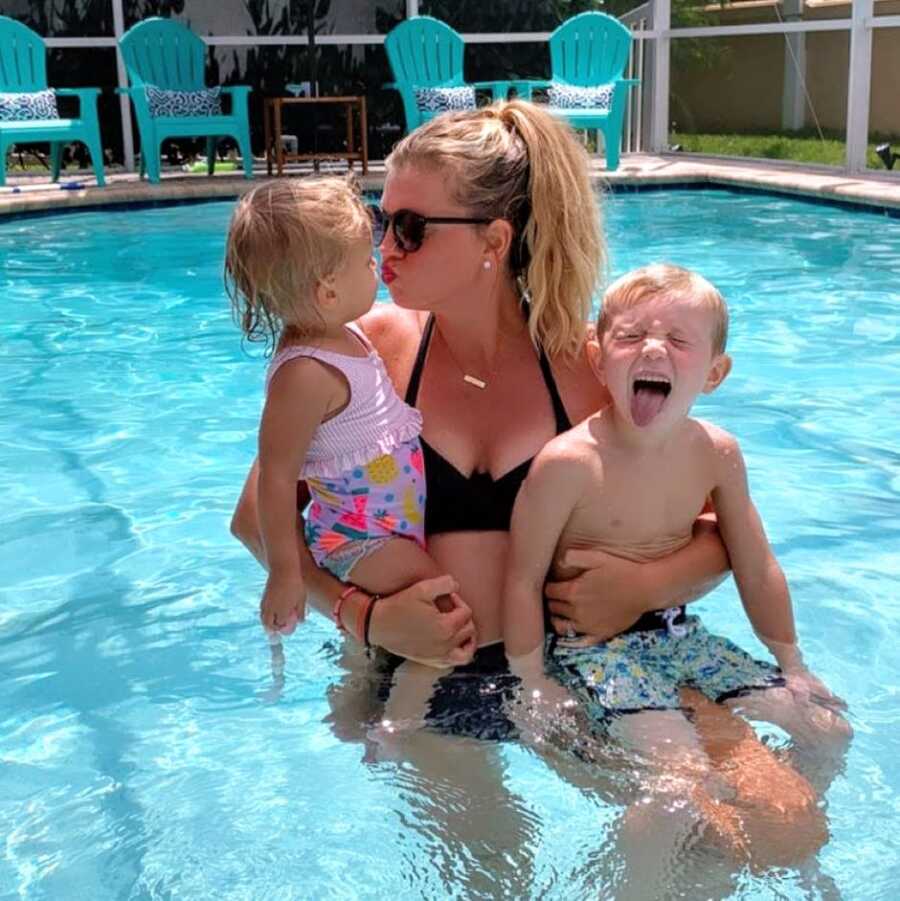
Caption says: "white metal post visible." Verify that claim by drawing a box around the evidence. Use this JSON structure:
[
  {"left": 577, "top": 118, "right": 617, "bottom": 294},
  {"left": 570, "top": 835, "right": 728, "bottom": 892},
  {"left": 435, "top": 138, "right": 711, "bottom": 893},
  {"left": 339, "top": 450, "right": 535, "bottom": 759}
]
[
  {"left": 111, "top": 0, "right": 134, "bottom": 172},
  {"left": 650, "top": 0, "right": 671, "bottom": 153},
  {"left": 845, "top": 0, "right": 873, "bottom": 173},
  {"left": 781, "top": 0, "right": 806, "bottom": 131},
  {"left": 406, "top": 1, "right": 419, "bottom": 17}
]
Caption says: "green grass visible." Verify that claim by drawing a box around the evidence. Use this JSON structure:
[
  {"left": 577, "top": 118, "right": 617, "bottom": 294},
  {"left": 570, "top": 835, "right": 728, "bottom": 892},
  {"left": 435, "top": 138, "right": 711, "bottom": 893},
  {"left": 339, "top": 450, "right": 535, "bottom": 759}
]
[{"left": 670, "top": 131, "right": 894, "bottom": 170}]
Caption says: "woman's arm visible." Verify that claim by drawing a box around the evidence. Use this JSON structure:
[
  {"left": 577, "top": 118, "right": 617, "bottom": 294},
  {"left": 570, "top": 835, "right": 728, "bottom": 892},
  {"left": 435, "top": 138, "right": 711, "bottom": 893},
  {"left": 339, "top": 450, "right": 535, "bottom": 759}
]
[
  {"left": 544, "top": 517, "right": 730, "bottom": 641},
  {"left": 230, "top": 459, "right": 477, "bottom": 664}
]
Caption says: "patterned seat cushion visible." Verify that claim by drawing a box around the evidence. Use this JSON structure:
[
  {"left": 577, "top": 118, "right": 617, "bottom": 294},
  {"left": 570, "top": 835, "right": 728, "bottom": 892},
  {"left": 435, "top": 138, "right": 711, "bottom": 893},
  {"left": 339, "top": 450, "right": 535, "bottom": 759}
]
[
  {"left": 0, "top": 89, "right": 59, "bottom": 121},
  {"left": 145, "top": 85, "right": 222, "bottom": 118},
  {"left": 414, "top": 86, "right": 476, "bottom": 114},
  {"left": 547, "top": 83, "right": 614, "bottom": 111}
]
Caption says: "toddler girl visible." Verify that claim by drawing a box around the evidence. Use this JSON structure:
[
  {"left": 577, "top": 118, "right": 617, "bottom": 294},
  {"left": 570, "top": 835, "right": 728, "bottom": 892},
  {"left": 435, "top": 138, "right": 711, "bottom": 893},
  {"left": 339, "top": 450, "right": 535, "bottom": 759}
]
[{"left": 225, "top": 177, "right": 440, "bottom": 643}]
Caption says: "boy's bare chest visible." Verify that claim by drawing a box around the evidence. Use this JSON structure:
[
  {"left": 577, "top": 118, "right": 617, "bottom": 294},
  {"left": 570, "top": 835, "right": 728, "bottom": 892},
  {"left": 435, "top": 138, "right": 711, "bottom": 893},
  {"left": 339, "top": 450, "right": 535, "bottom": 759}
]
[{"left": 560, "top": 445, "right": 714, "bottom": 561}]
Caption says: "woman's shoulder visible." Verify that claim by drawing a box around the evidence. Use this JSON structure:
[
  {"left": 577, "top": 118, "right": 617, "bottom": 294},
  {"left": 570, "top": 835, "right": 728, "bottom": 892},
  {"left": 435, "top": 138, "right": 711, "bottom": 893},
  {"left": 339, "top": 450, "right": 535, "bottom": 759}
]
[
  {"left": 548, "top": 325, "right": 610, "bottom": 426},
  {"left": 355, "top": 305, "right": 428, "bottom": 392},
  {"left": 357, "top": 304, "right": 425, "bottom": 353}
]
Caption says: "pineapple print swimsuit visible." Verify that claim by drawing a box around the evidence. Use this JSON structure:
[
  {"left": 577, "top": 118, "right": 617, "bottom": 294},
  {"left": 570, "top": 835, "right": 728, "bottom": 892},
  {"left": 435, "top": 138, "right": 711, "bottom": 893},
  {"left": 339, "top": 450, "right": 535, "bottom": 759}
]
[{"left": 266, "top": 325, "right": 425, "bottom": 581}]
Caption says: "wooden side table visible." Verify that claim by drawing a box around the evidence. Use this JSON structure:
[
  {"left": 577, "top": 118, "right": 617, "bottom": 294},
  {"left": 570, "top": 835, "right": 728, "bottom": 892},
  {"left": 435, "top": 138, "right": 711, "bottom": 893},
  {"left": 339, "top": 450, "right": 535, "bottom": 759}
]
[{"left": 264, "top": 95, "right": 368, "bottom": 176}]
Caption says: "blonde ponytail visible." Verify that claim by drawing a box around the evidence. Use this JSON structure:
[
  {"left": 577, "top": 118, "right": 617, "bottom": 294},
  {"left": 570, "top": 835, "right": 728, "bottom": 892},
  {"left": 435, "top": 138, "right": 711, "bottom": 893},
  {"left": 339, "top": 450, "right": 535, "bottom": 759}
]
[{"left": 387, "top": 100, "right": 606, "bottom": 357}]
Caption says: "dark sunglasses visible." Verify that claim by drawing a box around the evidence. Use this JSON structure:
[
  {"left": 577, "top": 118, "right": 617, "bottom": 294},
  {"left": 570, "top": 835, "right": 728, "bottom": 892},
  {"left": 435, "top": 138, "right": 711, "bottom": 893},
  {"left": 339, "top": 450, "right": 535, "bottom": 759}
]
[{"left": 371, "top": 206, "right": 492, "bottom": 254}]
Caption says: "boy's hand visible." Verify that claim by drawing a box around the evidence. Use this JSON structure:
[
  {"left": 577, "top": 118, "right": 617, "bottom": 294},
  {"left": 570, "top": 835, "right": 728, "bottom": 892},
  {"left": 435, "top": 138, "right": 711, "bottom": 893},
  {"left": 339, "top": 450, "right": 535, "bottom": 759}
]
[
  {"left": 260, "top": 571, "right": 305, "bottom": 635},
  {"left": 783, "top": 667, "right": 847, "bottom": 712},
  {"left": 757, "top": 634, "right": 847, "bottom": 711}
]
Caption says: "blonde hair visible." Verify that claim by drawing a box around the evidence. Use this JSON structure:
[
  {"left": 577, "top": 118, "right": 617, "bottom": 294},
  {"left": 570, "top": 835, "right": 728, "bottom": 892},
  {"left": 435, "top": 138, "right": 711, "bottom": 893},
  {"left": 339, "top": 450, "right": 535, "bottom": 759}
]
[
  {"left": 224, "top": 177, "right": 371, "bottom": 347},
  {"left": 598, "top": 264, "right": 729, "bottom": 355},
  {"left": 386, "top": 100, "right": 606, "bottom": 358}
]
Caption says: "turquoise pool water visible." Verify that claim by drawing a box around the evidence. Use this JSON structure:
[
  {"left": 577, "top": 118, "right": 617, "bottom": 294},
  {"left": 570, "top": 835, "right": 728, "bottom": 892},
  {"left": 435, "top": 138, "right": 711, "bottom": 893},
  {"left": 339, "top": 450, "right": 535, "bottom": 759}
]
[{"left": 1, "top": 189, "right": 898, "bottom": 899}]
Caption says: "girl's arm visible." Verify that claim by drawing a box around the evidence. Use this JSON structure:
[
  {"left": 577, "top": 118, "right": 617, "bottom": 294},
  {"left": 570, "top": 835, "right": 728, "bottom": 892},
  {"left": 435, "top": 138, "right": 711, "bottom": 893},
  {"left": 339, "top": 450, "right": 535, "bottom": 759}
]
[
  {"left": 257, "top": 359, "right": 341, "bottom": 631},
  {"left": 544, "top": 517, "right": 729, "bottom": 641}
]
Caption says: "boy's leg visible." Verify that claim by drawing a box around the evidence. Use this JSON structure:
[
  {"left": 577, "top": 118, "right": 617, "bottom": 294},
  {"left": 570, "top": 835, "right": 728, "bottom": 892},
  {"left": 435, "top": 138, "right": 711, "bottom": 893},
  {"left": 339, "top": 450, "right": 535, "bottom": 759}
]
[
  {"left": 607, "top": 707, "right": 760, "bottom": 892},
  {"left": 551, "top": 640, "right": 749, "bottom": 864},
  {"left": 687, "top": 689, "right": 829, "bottom": 868},
  {"left": 669, "top": 618, "right": 851, "bottom": 795},
  {"left": 723, "top": 686, "right": 852, "bottom": 795}
]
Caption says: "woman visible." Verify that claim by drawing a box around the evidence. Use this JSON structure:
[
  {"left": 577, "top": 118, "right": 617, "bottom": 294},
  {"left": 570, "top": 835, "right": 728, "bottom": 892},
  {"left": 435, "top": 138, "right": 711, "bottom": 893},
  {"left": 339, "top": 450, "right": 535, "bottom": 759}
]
[
  {"left": 232, "top": 101, "right": 845, "bottom": 867},
  {"left": 232, "top": 101, "right": 723, "bottom": 670}
]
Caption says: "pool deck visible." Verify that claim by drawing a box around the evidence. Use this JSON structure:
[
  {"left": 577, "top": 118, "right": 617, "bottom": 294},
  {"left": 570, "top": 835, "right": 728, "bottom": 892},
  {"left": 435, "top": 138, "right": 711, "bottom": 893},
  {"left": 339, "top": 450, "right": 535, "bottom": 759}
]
[{"left": 1, "top": 153, "right": 899, "bottom": 217}]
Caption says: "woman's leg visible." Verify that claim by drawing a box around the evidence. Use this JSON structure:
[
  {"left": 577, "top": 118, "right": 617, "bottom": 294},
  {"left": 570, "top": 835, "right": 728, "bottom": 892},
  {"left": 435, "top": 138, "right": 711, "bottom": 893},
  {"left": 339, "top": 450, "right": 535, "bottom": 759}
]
[
  {"left": 323, "top": 644, "right": 538, "bottom": 895},
  {"left": 610, "top": 708, "right": 751, "bottom": 863}
]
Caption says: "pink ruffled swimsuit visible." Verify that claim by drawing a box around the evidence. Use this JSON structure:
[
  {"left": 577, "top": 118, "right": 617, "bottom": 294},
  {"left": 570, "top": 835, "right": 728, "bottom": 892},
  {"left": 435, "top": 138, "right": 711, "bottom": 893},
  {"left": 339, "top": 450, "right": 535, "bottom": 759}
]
[{"left": 266, "top": 325, "right": 425, "bottom": 581}]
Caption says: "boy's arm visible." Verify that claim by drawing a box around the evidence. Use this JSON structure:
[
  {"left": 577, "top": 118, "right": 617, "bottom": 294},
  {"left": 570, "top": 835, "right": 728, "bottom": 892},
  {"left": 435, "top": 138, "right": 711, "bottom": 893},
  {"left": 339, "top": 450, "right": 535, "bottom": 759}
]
[
  {"left": 257, "top": 359, "right": 340, "bottom": 629},
  {"left": 709, "top": 431, "right": 796, "bottom": 645},
  {"left": 504, "top": 446, "right": 586, "bottom": 666},
  {"left": 709, "top": 430, "right": 844, "bottom": 707}
]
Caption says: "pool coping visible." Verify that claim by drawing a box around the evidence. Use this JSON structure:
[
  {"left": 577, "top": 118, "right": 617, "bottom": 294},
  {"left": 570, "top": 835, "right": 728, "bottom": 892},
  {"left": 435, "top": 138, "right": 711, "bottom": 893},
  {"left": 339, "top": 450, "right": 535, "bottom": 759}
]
[{"left": 1, "top": 153, "right": 898, "bottom": 218}]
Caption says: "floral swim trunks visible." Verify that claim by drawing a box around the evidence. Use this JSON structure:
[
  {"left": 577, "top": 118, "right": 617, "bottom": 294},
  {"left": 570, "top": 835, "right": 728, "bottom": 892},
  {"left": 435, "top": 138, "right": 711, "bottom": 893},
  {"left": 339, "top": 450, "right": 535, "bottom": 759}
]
[{"left": 547, "top": 610, "right": 784, "bottom": 719}]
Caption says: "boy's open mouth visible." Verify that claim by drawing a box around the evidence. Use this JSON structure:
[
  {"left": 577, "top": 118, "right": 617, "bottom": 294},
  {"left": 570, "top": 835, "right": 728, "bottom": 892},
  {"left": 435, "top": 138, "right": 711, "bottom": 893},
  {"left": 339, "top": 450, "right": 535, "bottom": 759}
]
[{"left": 631, "top": 375, "right": 671, "bottom": 427}]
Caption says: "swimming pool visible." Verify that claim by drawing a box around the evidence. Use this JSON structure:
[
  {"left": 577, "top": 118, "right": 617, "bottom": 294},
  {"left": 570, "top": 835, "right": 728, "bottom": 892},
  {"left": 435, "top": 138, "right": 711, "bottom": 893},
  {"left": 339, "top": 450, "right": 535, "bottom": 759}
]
[{"left": 1, "top": 189, "right": 898, "bottom": 899}]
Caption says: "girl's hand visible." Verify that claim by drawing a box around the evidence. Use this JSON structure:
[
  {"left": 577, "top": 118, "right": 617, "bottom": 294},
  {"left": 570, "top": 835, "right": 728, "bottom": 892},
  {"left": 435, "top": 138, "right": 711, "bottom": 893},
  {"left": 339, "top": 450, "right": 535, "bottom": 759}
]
[
  {"left": 260, "top": 572, "right": 305, "bottom": 635},
  {"left": 367, "top": 574, "right": 477, "bottom": 667},
  {"left": 544, "top": 547, "right": 648, "bottom": 642}
]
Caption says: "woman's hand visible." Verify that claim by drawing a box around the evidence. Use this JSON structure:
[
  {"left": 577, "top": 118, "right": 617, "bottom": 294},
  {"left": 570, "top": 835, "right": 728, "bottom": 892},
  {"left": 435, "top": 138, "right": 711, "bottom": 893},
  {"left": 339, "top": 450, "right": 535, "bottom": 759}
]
[
  {"left": 545, "top": 523, "right": 730, "bottom": 642},
  {"left": 367, "top": 574, "right": 477, "bottom": 667},
  {"left": 544, "top": 548, "right": 648, "bottom": 642}
]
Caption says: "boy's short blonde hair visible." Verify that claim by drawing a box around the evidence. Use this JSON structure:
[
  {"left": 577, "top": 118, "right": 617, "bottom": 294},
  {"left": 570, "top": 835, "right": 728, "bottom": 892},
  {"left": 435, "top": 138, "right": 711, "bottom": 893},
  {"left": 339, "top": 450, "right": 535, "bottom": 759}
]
[
  {"left": 224, "top": 176, "right": 371, "bottom": 347},
  {"left": 597, "top": 263, "right": 729, "bottom": 356}
]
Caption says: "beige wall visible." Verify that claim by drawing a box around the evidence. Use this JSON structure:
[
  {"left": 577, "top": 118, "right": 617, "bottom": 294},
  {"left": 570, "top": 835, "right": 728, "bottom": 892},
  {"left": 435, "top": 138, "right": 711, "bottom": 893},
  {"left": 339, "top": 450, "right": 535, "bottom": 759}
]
[{"left": 671, "top": 0, "right": 899, "bottom": 137}]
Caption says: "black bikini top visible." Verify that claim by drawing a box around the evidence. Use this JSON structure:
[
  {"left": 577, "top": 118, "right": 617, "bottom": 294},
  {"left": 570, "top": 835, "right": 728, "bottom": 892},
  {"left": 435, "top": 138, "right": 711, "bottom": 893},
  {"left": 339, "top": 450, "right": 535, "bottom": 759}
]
[{"left": 405, "top": 314, "right": 572, "bottom": 535}]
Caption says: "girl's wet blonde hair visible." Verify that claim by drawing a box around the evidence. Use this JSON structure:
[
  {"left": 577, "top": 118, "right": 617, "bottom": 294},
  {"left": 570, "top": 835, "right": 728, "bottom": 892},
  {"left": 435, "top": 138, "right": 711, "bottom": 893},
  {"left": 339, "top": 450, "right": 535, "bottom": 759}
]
[
  {"left": 598, "top": 264, "right": 729, "bottom": 355},
  {"left": 225, "top": 176, "right": 371, "bottom": 347},
  {"left": 386, "top": 100, "right": 606, "bottom": 358}
]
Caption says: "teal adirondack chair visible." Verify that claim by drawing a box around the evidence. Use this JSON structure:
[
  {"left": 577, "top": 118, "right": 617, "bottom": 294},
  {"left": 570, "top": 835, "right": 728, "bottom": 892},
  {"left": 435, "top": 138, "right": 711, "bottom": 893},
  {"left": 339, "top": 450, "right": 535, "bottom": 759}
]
[
  {"left": 0, "top": 16, "right": 105, "bottom": 187},
  {"left": 119, "top": 18, "right": 252, "bottom": 183},
  {"left": 384, "top": 16, "right": 467, "bottom": 133},
  {"left": 546, "top": 12, "right": 639, "bottom": 171}
]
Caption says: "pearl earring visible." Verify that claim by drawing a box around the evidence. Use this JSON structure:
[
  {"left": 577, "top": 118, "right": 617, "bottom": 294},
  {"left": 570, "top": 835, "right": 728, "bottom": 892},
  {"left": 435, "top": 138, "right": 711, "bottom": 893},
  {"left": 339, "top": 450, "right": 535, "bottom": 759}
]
[{"left": 483, "top": 260, "right": 491, "bottom": 270}]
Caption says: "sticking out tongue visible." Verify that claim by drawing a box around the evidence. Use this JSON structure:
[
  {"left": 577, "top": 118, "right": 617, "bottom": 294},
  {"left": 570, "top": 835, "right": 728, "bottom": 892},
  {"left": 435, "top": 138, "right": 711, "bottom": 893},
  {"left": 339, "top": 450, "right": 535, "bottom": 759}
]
[{"left": 631, "top": 380, "right": 670, "bottom": 427}]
